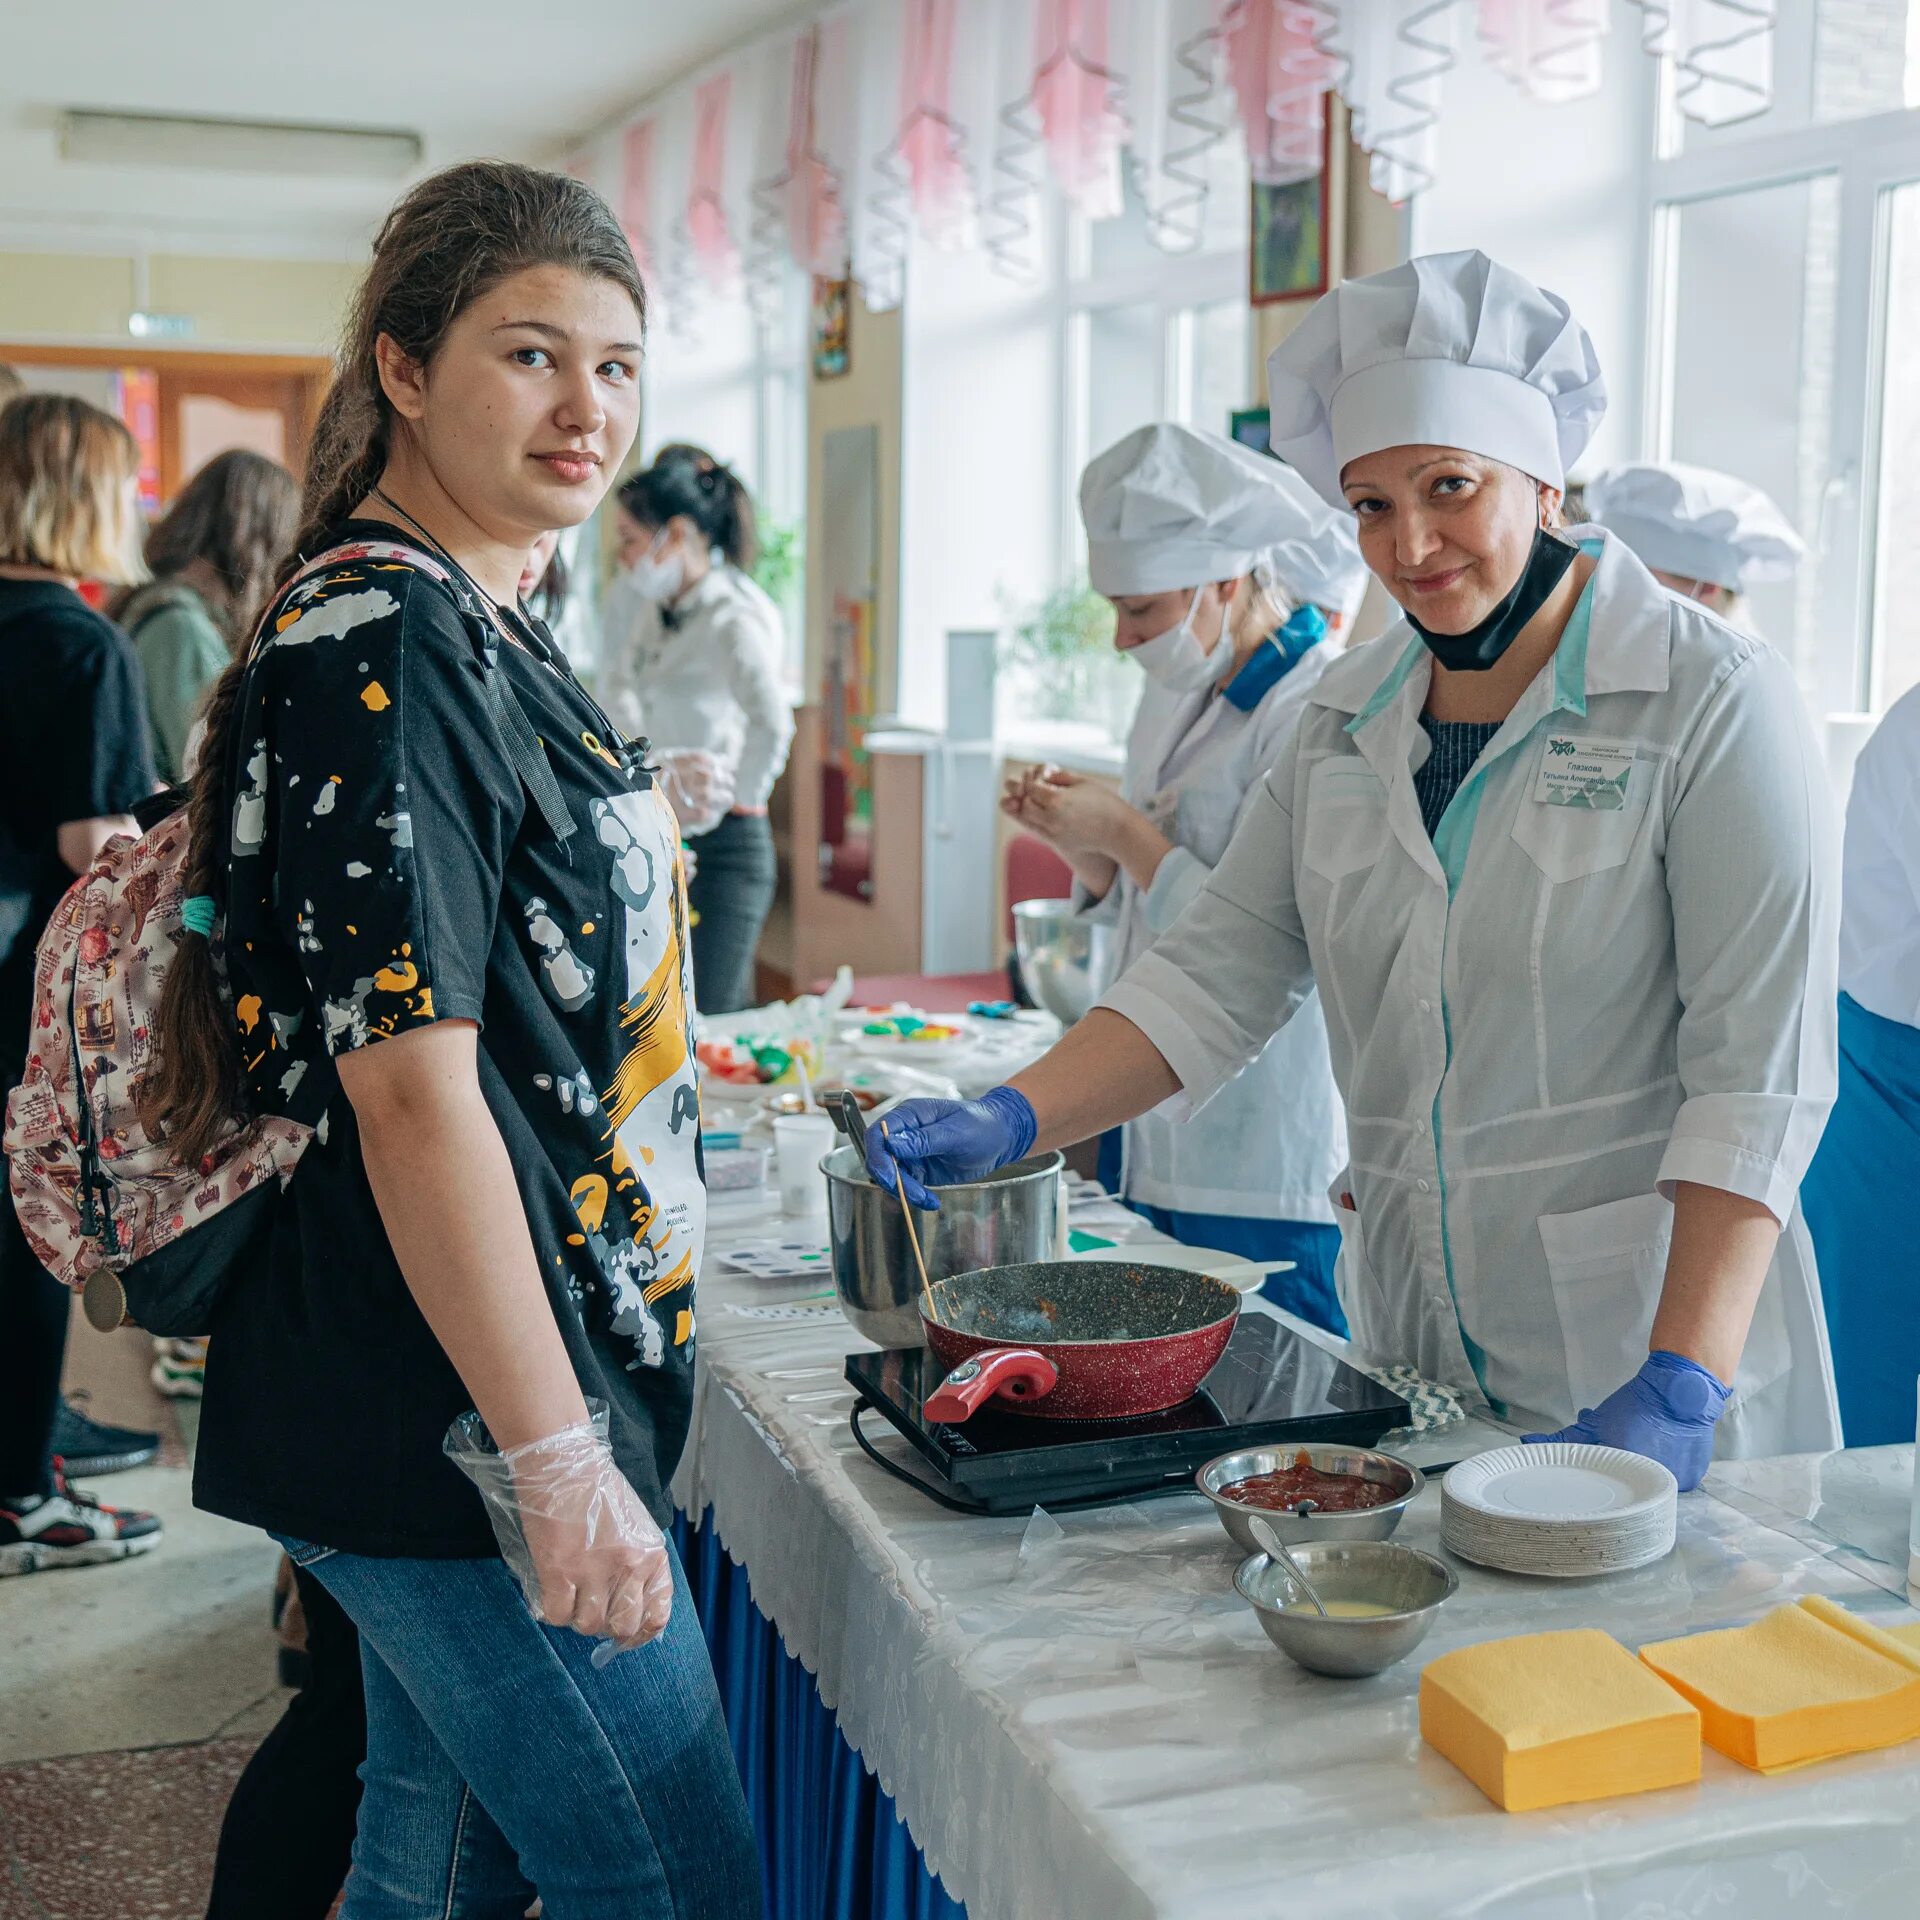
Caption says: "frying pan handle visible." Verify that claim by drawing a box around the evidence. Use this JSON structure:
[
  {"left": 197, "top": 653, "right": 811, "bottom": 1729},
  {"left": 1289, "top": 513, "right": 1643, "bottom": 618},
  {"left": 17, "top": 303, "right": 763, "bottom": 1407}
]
[{"left": 923, "top": 1348, "right": 1059, "bottom": 1423}]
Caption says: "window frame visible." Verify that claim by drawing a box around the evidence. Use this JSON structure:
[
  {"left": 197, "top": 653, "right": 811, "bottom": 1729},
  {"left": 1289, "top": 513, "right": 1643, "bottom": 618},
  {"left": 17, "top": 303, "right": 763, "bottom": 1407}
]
[
  {"left": 637, "top": 269, "right": 810, "bottom": 686},
  {"left": 1054, "top": 204, "right": 1249, "bottom": 584},
  {"left": 1648, "top": 60, "right": 1920, "bottom": 717}
]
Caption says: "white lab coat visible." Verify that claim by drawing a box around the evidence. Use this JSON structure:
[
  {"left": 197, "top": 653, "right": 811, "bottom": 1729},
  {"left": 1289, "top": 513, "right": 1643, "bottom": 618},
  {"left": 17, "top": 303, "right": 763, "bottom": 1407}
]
[
  {"left": 1102, "top": 530, "right": 1843, "bottom": 1457},
  {"left": 599, "top": 565, "right": 795, "bottom": 810},
  {"left": 1838, "top": 680, "right": 1920, "bottom": 1030},
  {"left": 1077, "top": 645, "right": 1346, "bottom": 1221}
]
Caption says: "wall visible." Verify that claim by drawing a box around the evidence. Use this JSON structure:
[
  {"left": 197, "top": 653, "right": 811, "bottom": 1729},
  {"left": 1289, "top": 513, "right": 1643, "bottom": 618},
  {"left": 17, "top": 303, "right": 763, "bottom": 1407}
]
[
  {"left": 803, "top": 292, "right": 904, "bottom": 704},
  {"left": 760, "top": 287, "right": 921, "bottom": 994},
  {"left": 0, "top": 250, "right": 356, "bottom": 351},
  {"left": 1407, "top": 31, "right": 1657, "bottom": 476}
]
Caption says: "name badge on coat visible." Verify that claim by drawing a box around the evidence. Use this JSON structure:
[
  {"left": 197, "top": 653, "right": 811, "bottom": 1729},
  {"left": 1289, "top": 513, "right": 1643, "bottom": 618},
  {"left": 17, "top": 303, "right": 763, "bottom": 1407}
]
[{"left": 1532, "top": 734, "right": 1636, "bottom": 810}]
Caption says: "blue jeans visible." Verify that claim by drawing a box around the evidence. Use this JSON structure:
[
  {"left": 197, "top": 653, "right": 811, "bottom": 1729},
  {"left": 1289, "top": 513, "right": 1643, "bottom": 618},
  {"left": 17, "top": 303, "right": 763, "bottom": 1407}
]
[{"left": 278, "top": 1531, "right": 759, "bottom": 1920}]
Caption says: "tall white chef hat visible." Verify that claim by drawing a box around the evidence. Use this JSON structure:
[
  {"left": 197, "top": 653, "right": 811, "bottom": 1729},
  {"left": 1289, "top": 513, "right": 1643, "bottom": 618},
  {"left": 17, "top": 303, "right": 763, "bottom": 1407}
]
[
  {"left": 1583, "top": 462, "right": 1804, "bottom": 592},
  {"left": 1080, "top": 422, "right": 1366, "bottom": 614},
  {"left": 1266, "top": 250, "right": 1607, "bottom": 507}
]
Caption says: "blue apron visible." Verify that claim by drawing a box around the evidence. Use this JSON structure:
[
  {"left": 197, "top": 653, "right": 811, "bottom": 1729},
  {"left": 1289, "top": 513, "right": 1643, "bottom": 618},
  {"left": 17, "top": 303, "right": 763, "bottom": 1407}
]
[
  {"left": 1801, "top": 991, "right": 1920, "bottom": 1447},
  {"left": 1096, "top": 1127, "right": 1345, "bottom": 1336}
]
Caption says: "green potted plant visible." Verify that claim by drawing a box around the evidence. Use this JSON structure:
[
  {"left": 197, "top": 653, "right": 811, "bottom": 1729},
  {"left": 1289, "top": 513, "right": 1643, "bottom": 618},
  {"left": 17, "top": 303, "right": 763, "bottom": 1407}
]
[{"left": 1001, "top": 581, "right": 1132, "bottom": 733}]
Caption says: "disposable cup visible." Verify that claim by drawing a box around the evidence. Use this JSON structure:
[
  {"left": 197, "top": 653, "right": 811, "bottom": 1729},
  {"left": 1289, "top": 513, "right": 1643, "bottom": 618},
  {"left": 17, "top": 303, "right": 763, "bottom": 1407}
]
[{"left": 773, "top": 1113, "right": 836, "bottom": 1216}]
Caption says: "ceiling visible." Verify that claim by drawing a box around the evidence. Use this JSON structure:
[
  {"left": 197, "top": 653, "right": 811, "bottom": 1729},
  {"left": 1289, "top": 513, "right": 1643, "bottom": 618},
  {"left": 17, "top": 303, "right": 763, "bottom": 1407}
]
[{"left": 0, "top": 0, "right": 804, "bottom": 259}]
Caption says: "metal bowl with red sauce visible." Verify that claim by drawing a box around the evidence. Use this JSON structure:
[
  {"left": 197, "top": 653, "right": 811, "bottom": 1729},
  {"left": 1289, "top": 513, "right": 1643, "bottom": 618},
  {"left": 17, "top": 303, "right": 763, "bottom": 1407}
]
[
  {"left": 1196, "top": 1444, "right": 1424, "bottom": 1552},
  {"left": 1218, "top": 1450, "right": 1400, "bottom": 1514}
]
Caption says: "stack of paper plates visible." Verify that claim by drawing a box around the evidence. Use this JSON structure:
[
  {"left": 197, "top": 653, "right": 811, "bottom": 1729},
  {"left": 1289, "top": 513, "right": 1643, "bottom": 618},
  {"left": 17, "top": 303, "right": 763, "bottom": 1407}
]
[{"left": 1441, "top": 1445, "right": 1677, "bottom": 1577}]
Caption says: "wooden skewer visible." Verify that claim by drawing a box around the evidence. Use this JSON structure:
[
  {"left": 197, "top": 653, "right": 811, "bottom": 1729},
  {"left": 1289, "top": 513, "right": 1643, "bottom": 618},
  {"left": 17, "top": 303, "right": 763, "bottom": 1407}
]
[{"left": 881, "top": 1118, "right": 941, "bottom": 1324}]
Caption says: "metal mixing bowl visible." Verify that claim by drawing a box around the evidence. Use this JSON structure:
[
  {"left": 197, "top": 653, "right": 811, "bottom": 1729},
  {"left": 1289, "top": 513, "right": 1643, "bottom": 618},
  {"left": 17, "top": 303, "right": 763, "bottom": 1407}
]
[
  {"left": 822, "top": 1145, "right": 1067, "bottom": 1348},
  {"left": 1012, "top": 899, "right": 1114, "bottom": 1027},
  {"left": 1235, "top": 1541, "right": 1457, "bottom": 1678},
  {"left": 1197, "top": 1446, "right": 1422, "bottom": 1552}
]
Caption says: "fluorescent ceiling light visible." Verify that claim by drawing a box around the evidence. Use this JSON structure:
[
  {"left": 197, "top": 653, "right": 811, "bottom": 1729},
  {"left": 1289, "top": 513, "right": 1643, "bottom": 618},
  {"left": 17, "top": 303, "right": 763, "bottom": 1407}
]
[{"left": 60, "top": 109, "right": 421, "bottom": 179}]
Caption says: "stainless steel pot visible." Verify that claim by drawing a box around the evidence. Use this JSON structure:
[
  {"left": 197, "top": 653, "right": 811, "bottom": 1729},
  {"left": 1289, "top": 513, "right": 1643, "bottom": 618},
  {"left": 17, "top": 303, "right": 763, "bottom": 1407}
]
[
  {"left": 1012, "top": 898, "right": 1113, "bottom": 1027},
  {"left": 822, "top": 1145, "right": 1067, "bottom": 1348}
]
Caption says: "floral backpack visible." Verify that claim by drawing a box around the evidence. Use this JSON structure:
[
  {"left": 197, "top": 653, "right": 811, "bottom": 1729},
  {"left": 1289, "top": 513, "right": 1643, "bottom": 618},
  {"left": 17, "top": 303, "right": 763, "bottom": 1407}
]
[
  {"left": 3, "top": 801, "right": 311, "bottom": 1335},
  {"left": 3, "top": 536, "right": 576, "bottom": 1336}
]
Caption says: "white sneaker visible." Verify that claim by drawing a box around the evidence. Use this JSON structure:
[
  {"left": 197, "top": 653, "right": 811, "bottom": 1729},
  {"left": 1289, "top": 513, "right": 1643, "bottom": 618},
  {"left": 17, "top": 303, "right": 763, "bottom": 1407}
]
[{"left": 0, "top": 1468, "right": 163, "bottom": 1576}]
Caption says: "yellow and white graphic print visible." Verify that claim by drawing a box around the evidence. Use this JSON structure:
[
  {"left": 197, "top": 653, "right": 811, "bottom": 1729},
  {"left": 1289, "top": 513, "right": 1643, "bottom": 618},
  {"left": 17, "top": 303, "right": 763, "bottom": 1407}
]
[{"left": 571, "top": 785, "right": 703, "bottom": 1369}]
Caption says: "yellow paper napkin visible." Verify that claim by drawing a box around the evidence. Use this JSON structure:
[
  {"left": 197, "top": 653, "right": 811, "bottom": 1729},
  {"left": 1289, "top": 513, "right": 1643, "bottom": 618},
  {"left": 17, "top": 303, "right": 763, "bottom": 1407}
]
[
  {"left": 1420, "top": 1628, "right": 1700, "bottom": 1812},
  {"left": 1638, "top": 1597, "right": 1920, "bottom": 1773}
]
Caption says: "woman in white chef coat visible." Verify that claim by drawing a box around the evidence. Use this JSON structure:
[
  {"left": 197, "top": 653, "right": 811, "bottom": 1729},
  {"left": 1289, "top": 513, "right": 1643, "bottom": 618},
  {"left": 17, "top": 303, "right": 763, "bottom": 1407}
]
[
  {"left": 1800, "top": 682, "right": 1920, "bottom": 1446},
  {"left": 870, "top": 252, "right": 1842, "bottom": 1487},
  {"left": 1584, "top": 462, "right": 1804, "bottom": 627},
  {"left": 602, "top": 448, "right": 794, "bottom": 1013},
  {"left": 1004, "top": 424, "right": 1365, "bottom": 1331}
]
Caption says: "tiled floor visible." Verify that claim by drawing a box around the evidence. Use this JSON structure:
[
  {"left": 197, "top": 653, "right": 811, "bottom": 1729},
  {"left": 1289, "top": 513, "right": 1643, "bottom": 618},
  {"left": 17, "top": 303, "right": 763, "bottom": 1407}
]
[{"left": 0, "top": 1307, "right": 293, "bottom": 1919}]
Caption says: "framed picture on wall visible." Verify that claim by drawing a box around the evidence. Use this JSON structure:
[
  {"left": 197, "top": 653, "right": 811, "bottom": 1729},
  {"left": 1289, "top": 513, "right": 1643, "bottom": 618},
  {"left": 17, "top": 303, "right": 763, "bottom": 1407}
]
[
  {"left": 1249, "top": 128, "right": 1332, "bottom": 306},
  {"left": 811, "top": 275, "right": 851, "bottom": 379}
]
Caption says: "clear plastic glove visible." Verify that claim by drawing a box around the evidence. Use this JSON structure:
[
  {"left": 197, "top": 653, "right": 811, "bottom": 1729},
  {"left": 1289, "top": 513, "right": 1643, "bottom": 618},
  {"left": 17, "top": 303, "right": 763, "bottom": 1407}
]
[
  {"left": 863, "top": 1087, "right": 1037, "bottom": 1210},
  {"left": 445, "top": 1401, "right": 673, "bottom": 1663},
  {"left": 1523, "top": 1350, "right": 1731, "bottom": 1492},
  {"left": 657, "top": 748, "right": 735, "bottom": 836}
]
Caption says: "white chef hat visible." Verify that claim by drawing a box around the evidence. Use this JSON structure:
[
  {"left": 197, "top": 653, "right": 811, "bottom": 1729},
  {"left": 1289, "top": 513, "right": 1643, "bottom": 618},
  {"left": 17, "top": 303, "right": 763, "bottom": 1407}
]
[
  {"left": 1583, "top": 462, "right": 1804, "bottom": 592},
  {"left": 1080, "top": 422, "right": 1365, "bottom": 614},
  {"left": 1266, "top": 250, "right": 1607, "bottom": 507}
]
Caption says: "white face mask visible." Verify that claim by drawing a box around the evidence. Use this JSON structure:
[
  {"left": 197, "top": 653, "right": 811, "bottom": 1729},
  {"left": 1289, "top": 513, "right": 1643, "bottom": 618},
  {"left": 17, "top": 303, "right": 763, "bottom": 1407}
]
[
  {"left": 627, "top": 532, "right": 684, "bottom": 605},
  {"left": 1126, "top": 587, "right": 1233, "bottom": 693}
]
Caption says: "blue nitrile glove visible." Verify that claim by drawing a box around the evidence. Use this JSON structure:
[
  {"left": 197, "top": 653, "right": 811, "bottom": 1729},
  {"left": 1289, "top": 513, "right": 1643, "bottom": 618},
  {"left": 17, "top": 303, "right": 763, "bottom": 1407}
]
[
  {"left": 1524, "top": 1350, "right": 1732, "bottom": 1492},
  {"left": 863, "top": 1088, "right": 1038, "bottom": 1211}
]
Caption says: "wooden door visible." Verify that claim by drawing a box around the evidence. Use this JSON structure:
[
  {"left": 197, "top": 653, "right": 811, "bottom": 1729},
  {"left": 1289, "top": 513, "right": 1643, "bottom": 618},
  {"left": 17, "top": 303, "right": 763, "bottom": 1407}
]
[
  {"left": 156, "top": 367, "right": 315, "bottom": 497},
  {"left": 0, "top": 345, "right": 329, "bottom": 508}
]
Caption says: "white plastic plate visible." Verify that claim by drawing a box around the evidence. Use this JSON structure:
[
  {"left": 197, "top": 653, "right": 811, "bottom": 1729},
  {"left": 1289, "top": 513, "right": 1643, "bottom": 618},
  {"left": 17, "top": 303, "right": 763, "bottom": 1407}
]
[{"left": 1443, "top": 1444, "right": 1676, "bottom": 1524}]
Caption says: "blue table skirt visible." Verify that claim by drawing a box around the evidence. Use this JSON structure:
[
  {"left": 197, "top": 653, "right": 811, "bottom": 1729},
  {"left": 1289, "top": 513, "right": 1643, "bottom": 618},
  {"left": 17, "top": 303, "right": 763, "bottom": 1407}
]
[{"left": 673, "top": 1509, "right": 968, "bottom": 1920}]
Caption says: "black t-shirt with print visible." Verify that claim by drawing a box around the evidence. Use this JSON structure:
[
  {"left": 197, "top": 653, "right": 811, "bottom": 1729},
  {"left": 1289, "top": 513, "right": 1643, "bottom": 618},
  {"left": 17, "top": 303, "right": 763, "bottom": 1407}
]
[
  {"left": 0, "top": 580, "right": 155, "bottom": 1077},
  {"left": 193, "top": 525, "right": 705, "bottom": 1558}
]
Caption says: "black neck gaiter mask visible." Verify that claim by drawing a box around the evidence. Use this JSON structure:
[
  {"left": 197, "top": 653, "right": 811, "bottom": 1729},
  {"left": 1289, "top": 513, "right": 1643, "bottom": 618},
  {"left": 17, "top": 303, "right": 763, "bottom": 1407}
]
[{"left": 1407, "top": 528, "right": 1577, "bottom": 673}]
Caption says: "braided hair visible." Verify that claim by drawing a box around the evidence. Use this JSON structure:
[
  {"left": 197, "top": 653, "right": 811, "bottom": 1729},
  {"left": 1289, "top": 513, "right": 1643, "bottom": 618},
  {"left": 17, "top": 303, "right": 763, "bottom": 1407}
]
[{"left": 140, "top": 160, "right": 646, "bottom": 1162}]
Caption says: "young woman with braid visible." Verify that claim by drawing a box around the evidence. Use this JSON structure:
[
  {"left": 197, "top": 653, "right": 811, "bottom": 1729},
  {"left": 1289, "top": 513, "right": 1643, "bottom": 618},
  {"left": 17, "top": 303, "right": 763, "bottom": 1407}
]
[{"left": 157, "top": 160, "right": 757, "bottom": 1918}]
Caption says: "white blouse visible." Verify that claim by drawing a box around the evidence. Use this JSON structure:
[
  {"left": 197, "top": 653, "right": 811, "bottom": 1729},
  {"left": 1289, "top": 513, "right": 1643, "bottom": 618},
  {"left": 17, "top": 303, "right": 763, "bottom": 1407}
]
[{"left": 599, "top": 564, "right": 795, "bottom": 812}]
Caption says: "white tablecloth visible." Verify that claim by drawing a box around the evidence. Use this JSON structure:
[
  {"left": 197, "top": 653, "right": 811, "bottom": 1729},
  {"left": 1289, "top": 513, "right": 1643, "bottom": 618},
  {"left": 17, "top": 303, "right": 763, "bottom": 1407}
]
[{"left": 677, "top": 1187, "right": 1920, "bottom": 1920}]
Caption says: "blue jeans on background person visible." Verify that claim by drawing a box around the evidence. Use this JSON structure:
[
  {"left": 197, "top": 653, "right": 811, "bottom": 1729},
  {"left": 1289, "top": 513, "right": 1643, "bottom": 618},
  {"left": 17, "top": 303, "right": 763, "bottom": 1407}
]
[
  {"left": 686, "top": 810, "right": 777, "bottom": 1015},
  {"left": 278, "top": 1530, "right": 760, "bottom": 1920}
]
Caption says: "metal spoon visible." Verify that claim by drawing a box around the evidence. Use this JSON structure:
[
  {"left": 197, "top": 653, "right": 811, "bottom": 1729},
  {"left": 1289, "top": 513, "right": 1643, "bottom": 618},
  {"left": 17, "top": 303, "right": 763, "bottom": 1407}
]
[{"left": 1248, "top": 1514, "right": 1329, "bottom": 1619}]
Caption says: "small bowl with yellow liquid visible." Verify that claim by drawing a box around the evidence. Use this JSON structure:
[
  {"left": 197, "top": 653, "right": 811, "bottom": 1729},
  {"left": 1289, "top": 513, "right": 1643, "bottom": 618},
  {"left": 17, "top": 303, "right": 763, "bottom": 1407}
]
[{"left": 1234, "top": 1540, "right": 1456, "bottom": 1678}]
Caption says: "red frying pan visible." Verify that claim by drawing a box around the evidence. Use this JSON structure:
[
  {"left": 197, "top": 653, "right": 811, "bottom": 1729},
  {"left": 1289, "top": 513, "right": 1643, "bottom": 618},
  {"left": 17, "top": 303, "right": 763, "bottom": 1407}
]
[{"left": 920, "top": 1259, "right": 1240, "bottom": 1423}]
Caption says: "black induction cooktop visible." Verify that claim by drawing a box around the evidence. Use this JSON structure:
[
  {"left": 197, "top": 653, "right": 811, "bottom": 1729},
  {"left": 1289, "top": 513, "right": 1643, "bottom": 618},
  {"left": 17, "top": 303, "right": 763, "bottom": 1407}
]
[{"left": 845, "top": 1313, "right": 1409, "bottom": 1514}]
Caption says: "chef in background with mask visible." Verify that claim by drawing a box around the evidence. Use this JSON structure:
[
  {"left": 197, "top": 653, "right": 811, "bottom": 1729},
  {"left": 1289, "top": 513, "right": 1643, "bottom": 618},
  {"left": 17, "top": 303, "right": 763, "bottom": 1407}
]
[
  {"left": 602, "top": 448, "right": 793, "bottom": 1013},
  {"left": 1583, "top": 462, "right": 1804, "bottom": 632},
  {"left": 1004, "top": 424, "right": 1364, "bottom": 1331}
]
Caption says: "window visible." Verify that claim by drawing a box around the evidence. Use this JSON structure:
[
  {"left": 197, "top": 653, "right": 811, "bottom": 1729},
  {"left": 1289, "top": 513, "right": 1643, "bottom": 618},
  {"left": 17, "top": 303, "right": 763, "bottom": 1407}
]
[
  {"left": 631, "top": 270, "right": 808, "bottom": 685},
  {"left": 1652, "top": 175, "right": 1839, "bottom": 681},
  {"left": 1669, "top": 0, "right": 1920, "bottom": 155},
  {"left": 1648, "top": 0, "right": 1920, "bottom": 716},
  {"left": 1012, "top": 161, "right": 1252, "bottom": 752},
  {"left": 1060, "top": 163, "right": 1253, "bottom": 582}
]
